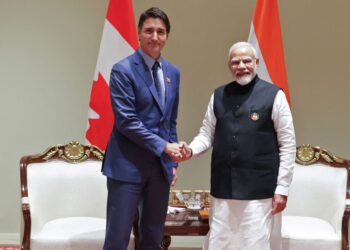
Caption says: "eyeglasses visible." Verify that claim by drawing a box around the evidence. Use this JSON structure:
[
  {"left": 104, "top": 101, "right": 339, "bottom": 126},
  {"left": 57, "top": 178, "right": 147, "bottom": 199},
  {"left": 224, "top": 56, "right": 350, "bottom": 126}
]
[{"left": 230, "top": 58, "right": 256, "bottom": 67}]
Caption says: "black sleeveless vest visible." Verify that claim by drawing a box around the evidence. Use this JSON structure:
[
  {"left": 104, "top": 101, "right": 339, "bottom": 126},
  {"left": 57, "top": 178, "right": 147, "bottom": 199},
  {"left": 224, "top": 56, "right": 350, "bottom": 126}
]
[{"left": 211, "top": 76, "right": 280, "bottom": 200}]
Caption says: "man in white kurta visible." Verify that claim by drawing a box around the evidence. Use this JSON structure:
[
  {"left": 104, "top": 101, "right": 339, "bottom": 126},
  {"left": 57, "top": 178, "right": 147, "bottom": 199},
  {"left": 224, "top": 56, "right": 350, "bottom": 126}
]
[{"left": 180, "top": 42, "right": 296, "bottom": 250}]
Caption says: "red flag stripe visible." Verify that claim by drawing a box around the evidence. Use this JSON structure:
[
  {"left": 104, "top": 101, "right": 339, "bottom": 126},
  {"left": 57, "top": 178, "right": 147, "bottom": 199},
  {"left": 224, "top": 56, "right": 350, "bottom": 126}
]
[
  {"left": 106, "top": 0, "right": 138, "bottom": 50},
  {"left": 86, "top": 73, "right": 114, "bottom": 150},
  {"left": 252, "top": 0, "right": 290, "bottom": 103}
]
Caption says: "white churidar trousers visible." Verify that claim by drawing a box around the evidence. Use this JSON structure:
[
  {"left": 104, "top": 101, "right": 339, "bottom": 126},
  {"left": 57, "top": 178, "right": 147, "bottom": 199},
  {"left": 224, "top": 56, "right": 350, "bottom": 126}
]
[{"left": 203, "top": 196, "right": 281, "bottom": 250}]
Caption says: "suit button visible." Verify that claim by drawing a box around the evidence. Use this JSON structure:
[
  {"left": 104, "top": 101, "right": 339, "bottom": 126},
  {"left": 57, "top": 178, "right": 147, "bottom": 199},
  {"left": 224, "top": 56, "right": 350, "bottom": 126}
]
[{"left": 160, "top": 118, "right": 164, "bottom": 122}]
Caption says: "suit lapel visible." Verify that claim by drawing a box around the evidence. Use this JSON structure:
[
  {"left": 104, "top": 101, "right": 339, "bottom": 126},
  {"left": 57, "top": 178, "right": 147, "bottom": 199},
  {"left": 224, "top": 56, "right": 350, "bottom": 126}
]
[{"left": 133, "top": 51, "right": 164, "bottom": 114}]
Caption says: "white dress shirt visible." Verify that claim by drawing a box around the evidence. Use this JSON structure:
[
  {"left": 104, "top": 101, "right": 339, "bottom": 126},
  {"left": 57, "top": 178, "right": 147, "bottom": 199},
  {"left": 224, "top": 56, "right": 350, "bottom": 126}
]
[{"left": 189, "top": 89, "right": 296, "bottom": 196}]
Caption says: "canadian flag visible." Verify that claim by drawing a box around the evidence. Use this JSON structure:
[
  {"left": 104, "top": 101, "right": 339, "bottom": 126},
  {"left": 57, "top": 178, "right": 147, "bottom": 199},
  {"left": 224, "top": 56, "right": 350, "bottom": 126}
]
[
  {"left": 248, "top": 0, "right": 290, "bottom": 104},
  {"left": 86, "top": 0, "right": 138, "bottom": 150}
]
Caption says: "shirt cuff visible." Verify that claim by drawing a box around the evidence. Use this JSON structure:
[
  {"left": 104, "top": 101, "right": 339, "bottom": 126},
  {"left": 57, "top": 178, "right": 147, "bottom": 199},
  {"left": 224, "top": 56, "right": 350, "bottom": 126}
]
[
  {"left": 275, "top": 185, "right": 289, "bottom": 196},
  {"left": 188, "top": 145, "right": 199, "bottom": 157}
]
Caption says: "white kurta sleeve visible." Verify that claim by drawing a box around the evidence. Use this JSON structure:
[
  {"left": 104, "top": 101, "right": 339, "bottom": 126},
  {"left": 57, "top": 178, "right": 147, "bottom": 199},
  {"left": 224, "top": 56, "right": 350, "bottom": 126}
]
[
  {"left": 272, "top": 90, "right": 296, "bottom": 196},
  {"left": 189, "top": 94, "right": 216, "bottom": 156}
]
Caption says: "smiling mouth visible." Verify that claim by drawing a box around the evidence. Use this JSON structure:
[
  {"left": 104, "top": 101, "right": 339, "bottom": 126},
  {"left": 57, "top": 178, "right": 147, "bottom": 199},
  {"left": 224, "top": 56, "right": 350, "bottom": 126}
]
[
  {"left": 150, "top": 42, "right": 160, "bottom": 46},
  {"left": 236, "top": 72, "right": 251, "bottom": 78}
]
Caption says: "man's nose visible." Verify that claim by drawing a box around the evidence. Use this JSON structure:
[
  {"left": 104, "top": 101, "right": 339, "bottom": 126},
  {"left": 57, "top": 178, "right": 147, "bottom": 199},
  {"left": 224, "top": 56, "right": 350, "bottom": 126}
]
[
  {"left": 237, "top": 60, "right": 246, "bottom": 68},
  {"left": 151, "top": 32, "right": 158, "bottom": 40}
]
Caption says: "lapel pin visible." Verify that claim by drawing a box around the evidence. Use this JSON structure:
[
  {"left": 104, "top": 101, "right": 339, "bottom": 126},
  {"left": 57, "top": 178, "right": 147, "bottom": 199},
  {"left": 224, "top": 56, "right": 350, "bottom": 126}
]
[
  {"left": 250, "top": 112, "right": 259, "bottom": 121},
  {"left": 166, "top": 77, "right": 171, "bottom": 83}
]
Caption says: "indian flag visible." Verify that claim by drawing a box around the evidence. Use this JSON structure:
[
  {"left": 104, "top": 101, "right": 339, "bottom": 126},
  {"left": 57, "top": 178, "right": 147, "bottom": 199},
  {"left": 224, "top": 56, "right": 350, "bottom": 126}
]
[{"left": 248, "top": 0, "right": 291, "bottom": 104}]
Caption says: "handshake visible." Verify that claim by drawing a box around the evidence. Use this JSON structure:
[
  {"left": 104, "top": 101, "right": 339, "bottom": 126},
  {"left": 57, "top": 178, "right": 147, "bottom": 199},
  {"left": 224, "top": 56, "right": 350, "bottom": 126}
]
[{"left": 164, "top": 141, "right": 192, "bottom": 163}]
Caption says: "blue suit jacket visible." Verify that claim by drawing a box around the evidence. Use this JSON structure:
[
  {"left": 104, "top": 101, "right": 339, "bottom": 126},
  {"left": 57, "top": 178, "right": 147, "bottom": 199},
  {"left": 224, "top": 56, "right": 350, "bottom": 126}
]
[{"left": 102, "top": 50, "right": 180, "bottom": 184}]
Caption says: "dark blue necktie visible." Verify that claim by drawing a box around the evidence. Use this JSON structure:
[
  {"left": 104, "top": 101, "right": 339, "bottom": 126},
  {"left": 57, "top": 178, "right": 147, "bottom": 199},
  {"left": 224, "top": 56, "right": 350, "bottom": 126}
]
[{"left": 152, "top": 61, "right": 164, "bottom": 106}]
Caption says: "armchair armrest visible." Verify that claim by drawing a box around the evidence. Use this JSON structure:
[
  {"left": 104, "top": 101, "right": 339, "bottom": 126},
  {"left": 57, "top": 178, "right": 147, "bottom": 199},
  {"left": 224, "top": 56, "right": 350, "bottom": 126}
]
[
  {"left": 342, "top": 201, "right": 350, "bottom": 250},
  {"left": 21, "top": 196, "right": 31, "bottom": 250},
  {"left": 21, "top": 197, "right": 29, "bottom": 205}
]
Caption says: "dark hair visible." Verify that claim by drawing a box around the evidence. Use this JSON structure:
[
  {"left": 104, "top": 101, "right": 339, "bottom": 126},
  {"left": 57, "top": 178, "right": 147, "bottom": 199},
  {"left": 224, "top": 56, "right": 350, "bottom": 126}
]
[{"left": 138, "top": 7, "right": 171, "bottom": 34}]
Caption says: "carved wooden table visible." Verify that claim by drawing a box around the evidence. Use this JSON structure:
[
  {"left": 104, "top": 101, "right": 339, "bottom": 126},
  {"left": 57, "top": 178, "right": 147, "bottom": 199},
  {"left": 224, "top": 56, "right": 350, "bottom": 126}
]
[{"left": 162, "top": 209, "right": 209, "bottom": 250}]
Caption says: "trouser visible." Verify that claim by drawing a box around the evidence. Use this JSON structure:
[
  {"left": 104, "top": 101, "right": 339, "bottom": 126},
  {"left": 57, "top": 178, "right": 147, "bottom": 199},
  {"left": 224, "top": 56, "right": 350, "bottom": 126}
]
[
  {"left": 203, "top": 197, "right": 281, "bottom": 250},
  {"left": 103, "top": 164, "right": 170, "bottom": 250}
]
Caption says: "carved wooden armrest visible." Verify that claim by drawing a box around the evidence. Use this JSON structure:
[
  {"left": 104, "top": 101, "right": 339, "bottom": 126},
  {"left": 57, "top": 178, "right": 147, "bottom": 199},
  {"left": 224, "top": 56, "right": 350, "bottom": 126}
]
[
  {"left": 342, "top": 201, "right": 350, "bottom": 250},
  {"left": 21, "top": 196, "right": 31, "bottom": 250}
]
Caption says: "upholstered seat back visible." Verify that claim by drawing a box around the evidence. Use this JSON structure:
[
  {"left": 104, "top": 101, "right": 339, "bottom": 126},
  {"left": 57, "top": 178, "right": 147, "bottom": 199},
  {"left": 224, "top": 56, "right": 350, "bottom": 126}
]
[
  {"left": 27, "top": 160, "right": 106, "bottom": 235},
  {"left": 284, "top": 163, "right": 347, "bottom": 233},
  {"left": 20, "top": 142, "right": 139, "bottom": 250}
]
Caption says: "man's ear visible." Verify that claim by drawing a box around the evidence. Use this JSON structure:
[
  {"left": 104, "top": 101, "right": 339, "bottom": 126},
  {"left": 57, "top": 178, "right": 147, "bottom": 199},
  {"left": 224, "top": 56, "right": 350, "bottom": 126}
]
[
  {"left": 227, "top": 59, "right": 231, "bottom": 68},
  {"left": 255, "top": 58, "right": 260, "bottom": 66}
]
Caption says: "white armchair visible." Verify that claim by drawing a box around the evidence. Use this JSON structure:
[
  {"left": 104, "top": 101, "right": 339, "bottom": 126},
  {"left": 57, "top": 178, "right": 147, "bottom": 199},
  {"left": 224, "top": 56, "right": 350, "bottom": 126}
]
[
  {"left": 282, "top": 144, "right": 350, "bottom": 250},
  {"left": 20, "top": 141, "right": 138, "bottom": 250}
]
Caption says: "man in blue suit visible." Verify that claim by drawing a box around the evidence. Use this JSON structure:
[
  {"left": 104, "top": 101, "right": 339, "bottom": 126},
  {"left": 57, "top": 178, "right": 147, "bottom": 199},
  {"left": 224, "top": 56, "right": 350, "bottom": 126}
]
[{"left": 102, "top": 7, "right": 182, "bottom": 250}]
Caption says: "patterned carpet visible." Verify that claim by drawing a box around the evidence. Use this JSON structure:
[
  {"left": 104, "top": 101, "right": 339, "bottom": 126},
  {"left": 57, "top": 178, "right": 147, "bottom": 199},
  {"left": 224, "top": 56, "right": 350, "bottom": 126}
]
[
  {"left": 170, "top": 248, "right": 201, "bottom": 250},
  {"left": 0, "top": 247, "right": 20, "bottom": 250},
  {"left": 0, "top": 246, "right": 199, "bottom": 250}
]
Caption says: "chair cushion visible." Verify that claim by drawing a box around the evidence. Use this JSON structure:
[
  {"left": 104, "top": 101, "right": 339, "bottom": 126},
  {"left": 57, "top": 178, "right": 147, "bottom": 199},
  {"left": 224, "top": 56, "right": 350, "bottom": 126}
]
[
  {"left": 27, "top": 161, "right": 107, "bottom": 235},
  {"left": 282, "top": 215, "right": 340, "bottom": 250},
  {"left": 31, "top": 217, "right": 135, "bottom": 250},
  {"left": 284, "top": 163, "right": 346, "bottom": 232}
]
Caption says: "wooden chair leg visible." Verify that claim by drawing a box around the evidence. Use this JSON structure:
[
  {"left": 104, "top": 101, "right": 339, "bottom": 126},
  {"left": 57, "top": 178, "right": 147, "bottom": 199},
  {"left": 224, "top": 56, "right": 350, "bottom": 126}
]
[{"left": 161, "top": 235, "right": 171, "bottom": 250}]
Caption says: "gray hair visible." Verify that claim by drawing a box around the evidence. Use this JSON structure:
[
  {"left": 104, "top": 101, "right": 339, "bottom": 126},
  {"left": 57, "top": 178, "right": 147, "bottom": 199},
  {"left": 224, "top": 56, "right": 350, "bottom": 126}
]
[{"left": 228, "top": 41, "right": 258, "bottom": 60}]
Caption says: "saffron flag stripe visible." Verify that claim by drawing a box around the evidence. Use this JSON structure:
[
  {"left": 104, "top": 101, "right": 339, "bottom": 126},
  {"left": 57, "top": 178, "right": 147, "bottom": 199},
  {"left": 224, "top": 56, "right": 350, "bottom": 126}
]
[{"left": 248, "top": 0, "right": 290, "bottom": 104}]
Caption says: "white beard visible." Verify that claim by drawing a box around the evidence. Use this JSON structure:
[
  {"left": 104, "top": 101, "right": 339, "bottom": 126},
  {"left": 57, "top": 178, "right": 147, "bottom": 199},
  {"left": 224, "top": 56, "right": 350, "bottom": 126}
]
[
  {"left": 235, "top": 69, "right": 257, "bottom": 86},
  {"left": 236, "top": 75, "right": 254, "bottom": 85}
]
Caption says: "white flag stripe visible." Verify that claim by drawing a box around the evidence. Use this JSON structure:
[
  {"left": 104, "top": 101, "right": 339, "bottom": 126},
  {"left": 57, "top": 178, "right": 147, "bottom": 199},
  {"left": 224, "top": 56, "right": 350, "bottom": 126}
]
[
  {"left": 88, "top": 107, "right": 99, "bottom": 119},
  {"left": 248, "top": 24, "right": 272, "bottom": 84},
  {"left": 94, "top": 19, "right": 135, "bottom": 84}
]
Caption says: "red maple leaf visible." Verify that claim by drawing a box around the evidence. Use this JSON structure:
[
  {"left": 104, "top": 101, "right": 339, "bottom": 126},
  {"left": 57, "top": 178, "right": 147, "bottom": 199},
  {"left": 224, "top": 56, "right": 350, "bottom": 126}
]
[{"left": 86, "top": 73, "right": 114, "bottom": 151}]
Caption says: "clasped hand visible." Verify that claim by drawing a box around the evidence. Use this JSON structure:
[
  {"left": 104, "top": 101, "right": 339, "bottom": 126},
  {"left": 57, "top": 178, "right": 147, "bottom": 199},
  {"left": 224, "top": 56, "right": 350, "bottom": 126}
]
[{"left": 164, "top": 141, "right": 192, "bottom": 162}]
